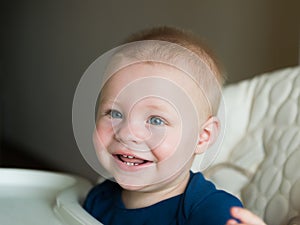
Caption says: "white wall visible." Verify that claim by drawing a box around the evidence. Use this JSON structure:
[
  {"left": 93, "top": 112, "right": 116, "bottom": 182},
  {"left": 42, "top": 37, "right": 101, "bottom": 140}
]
[{"left": 1, "top": 0, "right": 299, "bottom": 180}]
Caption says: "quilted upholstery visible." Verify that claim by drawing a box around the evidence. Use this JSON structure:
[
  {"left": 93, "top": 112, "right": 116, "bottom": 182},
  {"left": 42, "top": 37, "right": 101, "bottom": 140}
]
[{"left": 200, "top": 66, "right": 300, "bottom": 225}]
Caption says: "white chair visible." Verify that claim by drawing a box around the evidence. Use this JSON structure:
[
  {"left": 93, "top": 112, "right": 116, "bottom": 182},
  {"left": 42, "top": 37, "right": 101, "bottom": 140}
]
[
  {"left": 0, "top": 168, "right": 101, "bottom": 225},
  {"left": 199, "top": 66, "right": 300, "bottom": 225}
]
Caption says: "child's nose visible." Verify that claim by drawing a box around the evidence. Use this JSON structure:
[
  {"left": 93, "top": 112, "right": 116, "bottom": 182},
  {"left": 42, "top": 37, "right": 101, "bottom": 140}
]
[{"left": 114, "top": 120, "right": 151, "bottom": 145}]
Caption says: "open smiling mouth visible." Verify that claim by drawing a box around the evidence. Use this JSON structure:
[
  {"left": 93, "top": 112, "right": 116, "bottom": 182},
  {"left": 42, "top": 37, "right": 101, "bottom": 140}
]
[{"left": 114, "top": 154, "right": 153, "bottom": 166}]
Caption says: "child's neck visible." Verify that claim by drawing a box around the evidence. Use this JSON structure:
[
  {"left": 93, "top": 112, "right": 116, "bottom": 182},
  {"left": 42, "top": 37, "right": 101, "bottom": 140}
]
[{"left": 121, "top": 171, "right": 190, "bottom": 209}]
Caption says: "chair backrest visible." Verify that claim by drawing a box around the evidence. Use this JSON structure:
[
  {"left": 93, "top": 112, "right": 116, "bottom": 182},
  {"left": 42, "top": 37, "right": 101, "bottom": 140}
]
[{"left": 194, "top": 66, "right": 300, "bottom": 225}]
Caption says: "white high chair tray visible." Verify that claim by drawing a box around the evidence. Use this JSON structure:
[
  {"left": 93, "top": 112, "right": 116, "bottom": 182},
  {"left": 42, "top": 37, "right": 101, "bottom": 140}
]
[{"left": 0, "top": 168, "right": 100, "bottom": 225}]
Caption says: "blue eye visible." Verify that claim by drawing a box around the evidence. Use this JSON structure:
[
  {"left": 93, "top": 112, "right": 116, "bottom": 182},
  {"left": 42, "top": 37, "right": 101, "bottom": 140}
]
[
  {"left": 108, "top": 110, "right": 122, "bottom": 119},
  {"left": 148, "top": 116, "right": 166, "bottom": 126}
]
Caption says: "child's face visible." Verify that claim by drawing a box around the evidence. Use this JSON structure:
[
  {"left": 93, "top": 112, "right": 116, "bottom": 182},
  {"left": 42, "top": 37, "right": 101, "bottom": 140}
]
[{"left": 94, "top": 63, "right": 209, "bottom": 190}]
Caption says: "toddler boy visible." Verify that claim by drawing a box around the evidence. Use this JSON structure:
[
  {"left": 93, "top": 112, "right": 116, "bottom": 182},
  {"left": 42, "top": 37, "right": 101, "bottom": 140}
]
[{"left": 83, "top": 26, "right": 243, "bottom": 225}]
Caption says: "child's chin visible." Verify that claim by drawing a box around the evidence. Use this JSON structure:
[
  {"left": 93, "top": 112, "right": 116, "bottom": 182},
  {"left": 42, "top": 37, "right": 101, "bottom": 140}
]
[
  {"left": 115, "top": 175, "right": 150, "bottom": 191},
  {"left": 118, "top": 182, "right": 146, "bottom": 191}
]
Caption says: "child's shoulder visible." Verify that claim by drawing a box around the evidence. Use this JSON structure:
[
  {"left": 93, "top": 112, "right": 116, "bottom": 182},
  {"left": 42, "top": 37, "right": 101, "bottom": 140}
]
[
  {"left": 186, "top": 171, "right": 242, "bottom": 206},
  {"left": 183, "top": 171, "right": 243, "bottom": 224}
]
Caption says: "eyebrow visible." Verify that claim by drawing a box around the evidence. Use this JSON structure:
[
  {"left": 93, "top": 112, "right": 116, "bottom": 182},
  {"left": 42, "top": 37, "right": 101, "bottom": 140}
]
[
  {"left": 144, "top": 103, "right": 176, "bottom": 115},
  {"left": 99, "top": 99, "right": 118, "bottom": 105},
  {"left": 146, "top": 103, "right": 167, "bottom": 110}
]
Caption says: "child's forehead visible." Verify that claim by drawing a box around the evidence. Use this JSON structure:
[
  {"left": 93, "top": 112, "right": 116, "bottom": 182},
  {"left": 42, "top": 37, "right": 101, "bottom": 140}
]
[
  {"left": 99, "top": 63, "right": 204, "bottom": 113},
  {"left": 100, "top": 63, "right": 192, "bottom": 103},
  {"left": 99, "top": 62, "right": 210, "bottom": 121}
]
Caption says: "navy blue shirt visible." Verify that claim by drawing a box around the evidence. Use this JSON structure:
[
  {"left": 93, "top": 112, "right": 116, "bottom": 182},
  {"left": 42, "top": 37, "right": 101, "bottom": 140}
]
[{"left": 83, "top": 171, "right": 243, "bottom": 225}]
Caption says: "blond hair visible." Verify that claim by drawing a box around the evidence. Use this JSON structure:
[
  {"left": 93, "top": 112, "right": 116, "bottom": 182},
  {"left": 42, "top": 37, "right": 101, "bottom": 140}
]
[{"left": 124, "top": 26, "right": 224, "bottom": 86}]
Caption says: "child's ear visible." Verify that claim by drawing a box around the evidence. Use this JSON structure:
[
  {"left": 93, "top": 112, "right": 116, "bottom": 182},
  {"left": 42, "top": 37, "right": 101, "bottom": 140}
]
[{"left": 195, "top": 116, "right": 220, "bottom": 154}]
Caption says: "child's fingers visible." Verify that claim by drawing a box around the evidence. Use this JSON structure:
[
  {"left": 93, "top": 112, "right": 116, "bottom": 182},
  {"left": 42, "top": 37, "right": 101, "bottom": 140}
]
[
  {"left": 226, "top": 218, "right": 238, "bottom": 225},
  {"left": 230, "top": 207, "right": 266, "bottom": 225}
]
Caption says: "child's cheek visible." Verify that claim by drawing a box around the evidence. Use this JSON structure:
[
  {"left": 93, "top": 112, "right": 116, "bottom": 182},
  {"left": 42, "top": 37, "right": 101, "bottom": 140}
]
[
  {"left": 151, "top": 141, "right": 177, "bottom": 162},
  {"left": 150, "top": 128, "right": 180, "bottom": 160},
  {"left": 96, "top": 119, "right": 114, "bottom": 146}
]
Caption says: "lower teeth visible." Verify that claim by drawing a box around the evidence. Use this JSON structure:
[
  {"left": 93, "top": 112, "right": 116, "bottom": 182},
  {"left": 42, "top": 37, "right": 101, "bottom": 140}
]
[{"left": 124, "top": 162, "right": 139, "bottom": 166}]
